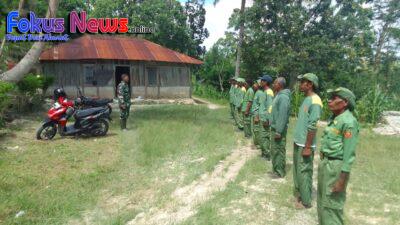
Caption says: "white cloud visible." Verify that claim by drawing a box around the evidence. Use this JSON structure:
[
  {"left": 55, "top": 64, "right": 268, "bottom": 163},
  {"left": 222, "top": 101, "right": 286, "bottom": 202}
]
[{"left": 203, "top": 0, "right": 253, "bottom": 50}]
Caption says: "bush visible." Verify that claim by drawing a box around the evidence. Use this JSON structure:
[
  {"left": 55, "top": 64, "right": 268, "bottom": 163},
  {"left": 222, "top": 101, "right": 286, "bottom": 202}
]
[
  {"left": 193, "top": 83, "right": 229, "bottom": 104},
  {"left": 356, "top": 85, "right": 390, "bottom": 124},
  {"left": 14, "top": 74, "right": 54, "bottom": 112},
  {"left": 0, "top": 81, "right": 15, "bottom": 127}
]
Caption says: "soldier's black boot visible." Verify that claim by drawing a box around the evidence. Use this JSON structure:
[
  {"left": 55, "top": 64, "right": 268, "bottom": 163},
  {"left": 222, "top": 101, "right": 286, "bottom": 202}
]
[
  {"left": 121, "top": 118, "right": 126, "bottom": 130},
  {"left": 120, "top": 118, "right": 126, "bottom": 130}
]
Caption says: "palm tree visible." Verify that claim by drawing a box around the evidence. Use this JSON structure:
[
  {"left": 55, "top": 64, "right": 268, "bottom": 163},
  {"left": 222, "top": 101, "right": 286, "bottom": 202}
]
[{"left": 1, "top": 0, "right": 59, "bottom": 82}]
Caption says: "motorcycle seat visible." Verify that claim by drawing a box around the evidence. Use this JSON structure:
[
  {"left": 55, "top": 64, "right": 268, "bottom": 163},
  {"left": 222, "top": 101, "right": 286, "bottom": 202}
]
[{"left": 75, "top": 107, "right": 106, "bottom": 119}]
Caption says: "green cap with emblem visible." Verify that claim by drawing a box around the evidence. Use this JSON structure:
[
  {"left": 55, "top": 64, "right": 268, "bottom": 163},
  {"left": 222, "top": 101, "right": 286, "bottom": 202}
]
[
  {"left": 327, "top": 87, "right": 356, "bottom": 111},
  {"left": 297, "top": 73, "right": 319, "bottom": 89}
]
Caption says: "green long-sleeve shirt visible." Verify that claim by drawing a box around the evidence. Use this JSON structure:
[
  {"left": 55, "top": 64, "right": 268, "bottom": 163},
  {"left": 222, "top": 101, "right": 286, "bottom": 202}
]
[
  {"left": 241, "top": 87, "right": 254, "bottom": 112},
  {"left": 259, "top": 88, "right": 274, "bottom": 122},
  {"left": 321, "top": 110, "right": 359, "bottom": 172},
  {"left": 293, "top": 94, "right": 322, "bottom": 147},
  {"left": 229, "top": 85, "right": 235, "bottom": 104},
  {"left": 250, "top": 89, "right": 263, "bottom": 115},
  {"left": 234, "top": 86, "right": 246, "bottom": 108},
  {"left": 271, "top": 89, "right": 291, "bottom": 134}
]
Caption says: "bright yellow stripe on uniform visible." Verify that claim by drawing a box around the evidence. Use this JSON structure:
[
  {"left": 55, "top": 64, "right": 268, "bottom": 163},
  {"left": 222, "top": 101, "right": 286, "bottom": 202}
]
[
  {"left": 311, "top": 95, "right": 323, "bottom": 107},
  {"left": 268, "top": 105, "right": 272, "bottom": 113},
  {"left": 266, "top": 89, "right": 274, "bottom": 97}
]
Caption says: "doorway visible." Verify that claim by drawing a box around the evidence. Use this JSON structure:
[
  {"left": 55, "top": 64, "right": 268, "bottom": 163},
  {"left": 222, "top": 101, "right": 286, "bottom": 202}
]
[{"left": 115, "top": 66, "right": 131, "bottom": 97}]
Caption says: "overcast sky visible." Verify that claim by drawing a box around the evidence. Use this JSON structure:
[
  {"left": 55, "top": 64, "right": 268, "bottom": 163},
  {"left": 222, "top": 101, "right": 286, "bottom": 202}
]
[{"left": 179, "top": 0, "right": 253, "bottom": 50}]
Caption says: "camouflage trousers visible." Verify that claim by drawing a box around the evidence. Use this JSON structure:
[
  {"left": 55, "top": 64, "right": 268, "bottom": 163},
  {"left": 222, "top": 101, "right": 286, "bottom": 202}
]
[{"left": 120, "top": 104, "right": 131, "bottom": 119}]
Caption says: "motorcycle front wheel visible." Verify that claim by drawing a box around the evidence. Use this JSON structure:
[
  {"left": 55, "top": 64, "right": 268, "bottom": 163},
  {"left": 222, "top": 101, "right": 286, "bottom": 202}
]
[
  {"left": 36, "top": 123, "right": 57, "bottom": 140},
  {"left": 90, "top": 119, "right": 109, "bottom": 136}
]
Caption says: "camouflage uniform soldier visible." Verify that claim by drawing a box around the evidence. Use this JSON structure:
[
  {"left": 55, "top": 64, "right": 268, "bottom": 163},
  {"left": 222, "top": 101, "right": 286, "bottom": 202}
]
[{"left": 118, "top": 74, "right": 131, "bottom": 130}]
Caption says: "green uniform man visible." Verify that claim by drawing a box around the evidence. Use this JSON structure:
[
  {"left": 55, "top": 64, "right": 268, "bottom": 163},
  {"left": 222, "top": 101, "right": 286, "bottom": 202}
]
[
  {"left": 229, "top": 78, "right": 236, "bottom": 119},
  {"left": 117, "top": 74, "right": 131, "bottom": 130},
  {"left": 258, "top": 75, "right": 274, "bottom": 159},
  {"left": 241, "top": 79, "right": 255, "bottom": 138},
  {"left": 234, "top": 78, "right": 246, "bottom": 130},
  {"left": 293, "top": 73, "right": 322, "bottom": 208},
  {"left": 251, "top": 80, "right": 263, "bottom": 149},
  {"left": 318, "top": 87, "right": 359, "bottom": 225},
  {"left": 270, "top": 77, "right": 291, "bottom": 178}
]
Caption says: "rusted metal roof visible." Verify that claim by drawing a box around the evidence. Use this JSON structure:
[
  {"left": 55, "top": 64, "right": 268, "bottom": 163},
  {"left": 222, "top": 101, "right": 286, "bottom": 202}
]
[{"left": 40, "top": 35, "right": 203, "bottom": 65}]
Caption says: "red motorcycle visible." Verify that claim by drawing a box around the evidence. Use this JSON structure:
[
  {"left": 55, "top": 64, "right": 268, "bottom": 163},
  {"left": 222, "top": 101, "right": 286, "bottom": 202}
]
[{"left": 36, "top": 88, "right": 112, "bottom": 140}]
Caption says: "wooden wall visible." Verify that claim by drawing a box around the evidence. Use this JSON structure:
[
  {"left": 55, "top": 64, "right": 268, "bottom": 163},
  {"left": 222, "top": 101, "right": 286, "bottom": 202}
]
[{"left": 41, "top": 60, "right": 192, "bottom": 99}]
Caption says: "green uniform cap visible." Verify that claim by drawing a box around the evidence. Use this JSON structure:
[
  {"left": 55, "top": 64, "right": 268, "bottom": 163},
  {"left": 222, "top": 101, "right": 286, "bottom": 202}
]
[
  {"left": 327, "top": 87, "right": 356, "bottom": 111},
  {"left": 297, "top": 73, "right": 319, "bottom": 88},
  {"left": 236, "top": 78, "right": 246, "bottom": 83}
]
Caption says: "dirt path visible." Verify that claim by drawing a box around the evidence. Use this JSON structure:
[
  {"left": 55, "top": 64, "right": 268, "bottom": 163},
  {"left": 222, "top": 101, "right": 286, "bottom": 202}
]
[
  {"left": 127, "top": 140, "right": 257, "bottom": 225},
  {"left": 192, "top": 97, "right": 223, "bottom": 110}
]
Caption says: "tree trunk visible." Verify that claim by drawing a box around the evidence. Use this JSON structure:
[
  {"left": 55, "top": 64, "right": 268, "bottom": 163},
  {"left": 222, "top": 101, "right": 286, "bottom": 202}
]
[
  {"left": 234, "top": 0, "right": 246, "bottom": 78},
  {"left": 374, "top": 22, "right": 389, "bottom": 71},
  {"left": 218, "top": 73, "right": 224, "bottom": 92},
  {"left": 0, "top": 0, "right": 59, "bottom": 82},
  {"left": 0, "top": 38, "right": 5, "bottom": 58}
]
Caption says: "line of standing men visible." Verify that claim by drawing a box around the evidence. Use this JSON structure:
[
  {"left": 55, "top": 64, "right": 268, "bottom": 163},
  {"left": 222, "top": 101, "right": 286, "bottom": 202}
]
[{"left": 229, "top": 73, "right": 359, "bottom": 225}]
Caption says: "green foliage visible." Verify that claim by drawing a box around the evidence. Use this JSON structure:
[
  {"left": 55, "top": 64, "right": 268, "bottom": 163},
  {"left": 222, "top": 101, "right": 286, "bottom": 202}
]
[
  {"left": 14, "top": 74, "right": 54, "bottom": 112},
  {"left": 193, "top": 83, "right": 229, "bottom": 104},
  {"left": 290, "top": 85, "right": 304, "bottom": 118},
  {"left": 197, "top": 36, "right": 236, "bottom": 91},
  {"left": 356, "top": 85, "right": 391, "bottom": 124},
  {"left": 17, "top": 74, "right": 43, "bottom": 94},
  {"left": 0, "top": 81, "right": 15, "bottom": 127},
  {"left": 91, "top": 0, "right": 206, "bottom": 58}
]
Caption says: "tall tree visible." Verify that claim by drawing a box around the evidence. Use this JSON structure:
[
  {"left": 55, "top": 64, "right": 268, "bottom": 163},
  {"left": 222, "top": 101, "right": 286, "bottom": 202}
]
[
  {"left": 92, "top": 0, "right": 197, "bottom": 56},
  {"left": 373, "top": 0, "right": 400, "bottom": 70},
  {"left": 241, "top": 0, "right": 374, "bottom": 93},
  {"left": 184, "top": 0, "right": 209, "bottom": 58},
  {"left": 199, "top": 33, "right": 236, "bottom": 91},
  {"left": 214, "top": 0, "right": 246, "bottom": 78},
  {"left": 0, "top": 0, "right": 59, "bottom": 82}
]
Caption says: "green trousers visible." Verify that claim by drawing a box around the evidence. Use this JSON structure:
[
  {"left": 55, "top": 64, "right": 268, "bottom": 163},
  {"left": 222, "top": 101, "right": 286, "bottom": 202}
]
[
  {"left": 233, "top": 107, "right": 244, "bottom": 129},
  {"left": 230, "top": 103, "right": 235, "bottom": 119},
  {"left": 271, "top": 129, "right": 287, "bottom": 177},
  {"left": 259, "top": 124, "right": 271, "bottom": 158},
  {"left": 293, "top": 144, "right": 314, "bottom": 207},
  {"left": 251, "top": 115, "right": 261, "bottom": 148},
  {"left": 243, "top": 112, "right": 252, "bottom": 137},
  {"left": 317, "top": 158, "right": 347, "bottom": 225}
]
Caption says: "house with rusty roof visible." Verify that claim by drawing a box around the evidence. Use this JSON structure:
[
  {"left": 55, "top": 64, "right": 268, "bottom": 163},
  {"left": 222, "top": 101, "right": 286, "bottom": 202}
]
[{"left": 39, "top": 35, "right": 203, "bottom": 99}]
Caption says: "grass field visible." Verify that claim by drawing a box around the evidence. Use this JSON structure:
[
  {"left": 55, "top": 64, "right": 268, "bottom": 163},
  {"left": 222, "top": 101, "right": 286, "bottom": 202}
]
[{"left": 0, "top": 104, "right": 399, "bottom": 225}]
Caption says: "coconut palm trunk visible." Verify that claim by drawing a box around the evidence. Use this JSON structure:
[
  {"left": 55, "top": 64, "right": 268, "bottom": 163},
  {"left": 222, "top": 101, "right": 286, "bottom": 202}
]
[{"left": 0, "top": 0, "right": 59, "bottom": 82}]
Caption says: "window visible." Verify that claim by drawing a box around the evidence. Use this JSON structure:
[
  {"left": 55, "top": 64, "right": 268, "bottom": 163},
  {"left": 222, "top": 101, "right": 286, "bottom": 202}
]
[
  {"left": 147, "top": 67, "right": 157, "bottom": 86},
  {"left": 84, "top": 65, "right": 94, "bottom": 85}
]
